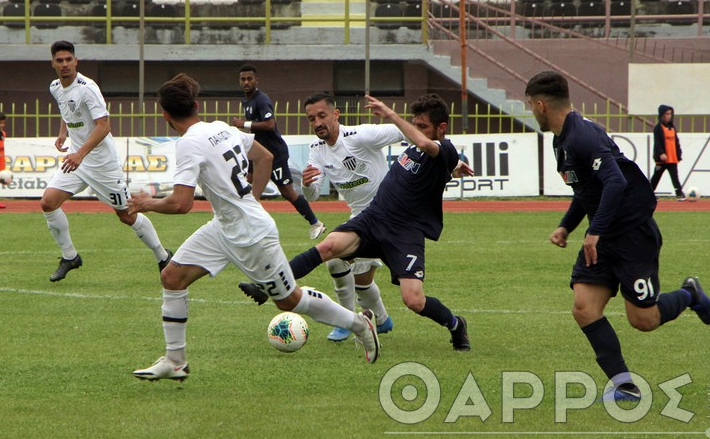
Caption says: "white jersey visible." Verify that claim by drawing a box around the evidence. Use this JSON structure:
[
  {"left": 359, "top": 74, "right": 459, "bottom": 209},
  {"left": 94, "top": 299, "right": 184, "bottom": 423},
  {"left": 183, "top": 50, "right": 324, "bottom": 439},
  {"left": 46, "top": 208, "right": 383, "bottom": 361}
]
[
  {"left": 173, "top": 120, "right": 277, "bottom": 246},
  {"left": 49, "top": 72, "right": 119, "bottom": 169},
  {"left": 303, "top": 124, "right": 404, "bottom": 217}
]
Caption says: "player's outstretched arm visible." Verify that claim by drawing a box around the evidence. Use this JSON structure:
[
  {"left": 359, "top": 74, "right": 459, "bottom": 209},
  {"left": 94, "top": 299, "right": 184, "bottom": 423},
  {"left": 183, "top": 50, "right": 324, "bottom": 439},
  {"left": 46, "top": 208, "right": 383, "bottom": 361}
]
[
  {"left": 452, "top": 160, "right": 474, "bottom": 178},
  {"left": 247, "top": 140, "right": 273, "bottom": 200},
  {"left": 364, "top": 95, "right": 440, "bottom": 157},
  {"left": 128, "top": 184, "right": 195, "bottom": 215}
]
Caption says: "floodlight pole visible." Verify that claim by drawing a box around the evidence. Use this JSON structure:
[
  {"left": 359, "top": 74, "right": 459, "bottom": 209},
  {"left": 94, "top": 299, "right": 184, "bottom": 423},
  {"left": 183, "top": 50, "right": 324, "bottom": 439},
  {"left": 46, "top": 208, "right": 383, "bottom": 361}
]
[
  {"left": 628, "top": 0, "right": 636, "bottom": 62},
  {"left": 365, "top": 0, "right": 371, "bottom": 96},
  {"left": 139, "top": 0, "right": 145, "bottom": 137},
  {"left": 460, "top": 0, "right": 468, "bottom": 133}
]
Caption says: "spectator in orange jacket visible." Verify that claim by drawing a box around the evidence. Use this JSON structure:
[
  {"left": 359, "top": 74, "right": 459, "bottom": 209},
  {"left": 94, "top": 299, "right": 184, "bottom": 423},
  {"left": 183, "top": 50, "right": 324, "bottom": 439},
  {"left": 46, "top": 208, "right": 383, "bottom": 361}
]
[
  {"left": 650, "top": 104, "right": 685, "bottom": 200},
  {"left": 0, "top": 112, "right": 6, "bottom": 209}
]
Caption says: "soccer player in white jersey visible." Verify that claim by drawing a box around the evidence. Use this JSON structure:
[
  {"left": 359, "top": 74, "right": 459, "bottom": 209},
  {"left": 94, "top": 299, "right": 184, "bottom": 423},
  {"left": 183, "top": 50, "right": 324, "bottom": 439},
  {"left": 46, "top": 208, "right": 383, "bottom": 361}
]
[
  {"left": 130, "top": 74, "right": 379, "bottom": 380},
  {"left": 301, "top": 93, "right": 400, "bottom": 342},
  {"left": 41, "top": 41, "right": 171, "bottom": 282}
]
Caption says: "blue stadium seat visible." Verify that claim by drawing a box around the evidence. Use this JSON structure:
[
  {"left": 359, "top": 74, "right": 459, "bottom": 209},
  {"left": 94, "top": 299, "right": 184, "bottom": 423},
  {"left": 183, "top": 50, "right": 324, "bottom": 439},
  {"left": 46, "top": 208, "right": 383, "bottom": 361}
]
[
  {"left": 577, "top": 1, "right": 606, "bottom": 27},
  {"left": 404, "top": 2, "right": 422, "bottom": 30},
  {"left": 578, "top": 1, "right": 606, "bottom": 18},
  {"left": 116, "top": 2, "right": 140, "bottom": 28},
  {"left": 520, "top": 0, "right": 543, "bottom": 17},
  {"left": 545, "top": 1, "right": 577, "bottom": 17},
  {"left": 431, "top": 0, "right": 459, "bottom": 31},
  {"left": 2, "top": 3, "right": 25, "bottom": 29},
  {"left": 610, "top": 0, "right": 632, "bottom": 25},
  {"left": 149, "top": 3, "right": 178, "bottom": 29},
  {"left": 610, "top": 0, "right": 632, "bottom": 15},
  {"left": 33, "top": 3, "right": 62, "bottom": 29},
  {"left": 374, "top": 3, "right": 403, "bottom": 30},
  {"left": 89, "top": 3, "right": 108, "bottom": 28},
  {"left": 666, "top": 0, "right": 696, "bottom": 25}
]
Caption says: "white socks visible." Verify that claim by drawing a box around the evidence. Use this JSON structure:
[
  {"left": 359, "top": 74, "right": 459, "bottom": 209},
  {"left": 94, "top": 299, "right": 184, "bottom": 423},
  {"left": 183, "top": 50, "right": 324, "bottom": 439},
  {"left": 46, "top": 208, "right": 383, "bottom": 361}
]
[
  {"left": 356, "top": 282, "right": 388, "bottom": 325},
  {"left": 292, "top": 287, "right": 365, "bottom": 333},
  {"left": 162, "top": 288, "right": 188, "bottom": 364},
  {"left": 44, "top": 208, "right": 78, "bottom": 260},
  {"left": 326, "top": 259, "right": 356, "bottom": 311},
  {"left": 131, "top": 213, "right": 168, "bottom": 262}
]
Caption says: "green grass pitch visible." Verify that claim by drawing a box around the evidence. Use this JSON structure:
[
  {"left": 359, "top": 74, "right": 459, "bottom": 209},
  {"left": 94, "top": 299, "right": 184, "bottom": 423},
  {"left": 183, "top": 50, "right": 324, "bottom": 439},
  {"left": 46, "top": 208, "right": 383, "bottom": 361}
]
[{"left": 0, "top": 208, "right": 708, "bottom": 438}]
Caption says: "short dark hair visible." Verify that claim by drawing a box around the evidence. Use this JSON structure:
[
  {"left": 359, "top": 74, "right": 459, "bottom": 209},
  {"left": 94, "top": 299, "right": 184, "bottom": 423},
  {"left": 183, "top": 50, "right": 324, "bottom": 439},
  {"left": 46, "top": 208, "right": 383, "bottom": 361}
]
[
  {"left": 304, "top": 93, "right": 336, "bottom": 109},
  {"left": 239, "top": 64, "right": 257, "bottom": 74},
  {"left": 0, "top": 112, "right": 6, "bottom": 121},
  {"left": 525, "top": 71, "right": 569, "bottom": 101},
  {"left": 411, "top": 93, "right": 449, "bottom": 126},
  {"left": 51, "top": 40, "right": 75, "bottom": 57},
  {"left": 158, "top": 73, "right": 200, "bottom": 119}
]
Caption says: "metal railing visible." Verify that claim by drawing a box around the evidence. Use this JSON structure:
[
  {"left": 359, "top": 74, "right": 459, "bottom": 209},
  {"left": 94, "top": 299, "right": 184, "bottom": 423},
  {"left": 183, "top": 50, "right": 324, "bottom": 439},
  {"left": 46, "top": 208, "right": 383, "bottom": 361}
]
[{"left": 2, "top": 98, "right": 707, "bottom": 138}]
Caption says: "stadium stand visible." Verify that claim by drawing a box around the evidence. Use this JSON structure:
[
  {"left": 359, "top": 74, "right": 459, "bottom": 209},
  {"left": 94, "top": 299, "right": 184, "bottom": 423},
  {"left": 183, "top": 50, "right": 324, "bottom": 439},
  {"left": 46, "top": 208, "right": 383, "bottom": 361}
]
[
  {"left": 374, "top": 2, "right": 403, "bottom": 30},
  {"left": 33, "top": 3, "right": 62, "bottom": 29},
  {"left": 404, "top": 1, "right": 422, "bottom": 30}
]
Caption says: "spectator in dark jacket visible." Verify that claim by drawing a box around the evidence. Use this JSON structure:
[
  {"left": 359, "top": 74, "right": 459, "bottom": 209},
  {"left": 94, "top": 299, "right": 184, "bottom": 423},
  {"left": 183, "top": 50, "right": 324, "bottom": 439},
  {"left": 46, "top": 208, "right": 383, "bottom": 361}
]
[{"left": 650, "top": 104, "right": 685, "bottom": 200}]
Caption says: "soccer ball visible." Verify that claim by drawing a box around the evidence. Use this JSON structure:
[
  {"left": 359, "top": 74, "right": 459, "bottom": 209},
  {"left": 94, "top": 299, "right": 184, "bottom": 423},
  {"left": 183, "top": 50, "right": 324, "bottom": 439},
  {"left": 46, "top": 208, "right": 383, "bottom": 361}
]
[
  {"left": 0, "top": 169, "right": 12, "bottom": 185},
  {"left": 267, "top": 312, "right": 309, "bottom": 353},
  {"left": 686, "top": 187, "right": 700, "bottom": 202}
]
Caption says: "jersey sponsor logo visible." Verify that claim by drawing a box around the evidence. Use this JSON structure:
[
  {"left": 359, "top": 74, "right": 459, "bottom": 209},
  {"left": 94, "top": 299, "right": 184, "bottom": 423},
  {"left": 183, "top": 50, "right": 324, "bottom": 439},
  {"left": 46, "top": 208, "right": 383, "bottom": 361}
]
[
  {"left": 559, "top": 170, "right": 578, "bottom": 184},
  {"left": 66, "top": 121, "right": 84, "bottom": 129},
  {"left": 335, "top": 176, "right": 369, "bottom": 190},
  {"left": 397, "top": 152, "right": 421, "bottom": 174},
  {"left": 592, "top": 157, "right": 602, "bottom": 170},
  {"left": 342, "top": 155, "right": 357, "bottom": 171}
]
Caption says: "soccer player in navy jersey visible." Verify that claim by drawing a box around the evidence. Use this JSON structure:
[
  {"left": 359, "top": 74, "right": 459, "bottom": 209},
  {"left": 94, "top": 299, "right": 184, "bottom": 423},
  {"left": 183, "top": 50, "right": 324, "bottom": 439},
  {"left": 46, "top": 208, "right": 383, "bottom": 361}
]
[
  {"left": 241, "top": 93, "right": 474, "bottom": 351},
  {"left": 232, "top": 64, "right": 325, "bottom": 240},
  {"left": 525, "top": 71, "right": 710, "bottom": 401}
]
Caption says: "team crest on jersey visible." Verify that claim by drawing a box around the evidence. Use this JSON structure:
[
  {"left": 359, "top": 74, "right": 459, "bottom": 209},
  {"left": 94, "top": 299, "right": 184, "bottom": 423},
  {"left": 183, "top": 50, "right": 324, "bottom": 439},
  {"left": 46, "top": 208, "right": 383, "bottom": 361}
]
[
  {"left": 342, "top": 156, "right": 357, "bottom": 171},
  {"left": 68, "top": 100, "right": 76, "bottom": 112}
]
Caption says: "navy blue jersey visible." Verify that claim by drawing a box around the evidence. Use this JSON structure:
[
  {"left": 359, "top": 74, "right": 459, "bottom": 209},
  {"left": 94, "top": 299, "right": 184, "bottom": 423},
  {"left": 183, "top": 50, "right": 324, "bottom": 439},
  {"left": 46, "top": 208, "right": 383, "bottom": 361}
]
[
  {"left": 242, "top": 89, "right": 289, "bottom": 158},
  {"left": 554, "top": 111, "right": 656, "bottom": 237},
  {"left": 366, "top": 138, "right": 459, "bottom": 240}
]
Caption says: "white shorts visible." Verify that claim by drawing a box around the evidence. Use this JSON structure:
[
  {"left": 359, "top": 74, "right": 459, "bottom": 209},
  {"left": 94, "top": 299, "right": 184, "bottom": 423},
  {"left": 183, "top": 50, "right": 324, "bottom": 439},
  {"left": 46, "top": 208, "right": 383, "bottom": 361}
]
[
  {"left": 173, "top": 219, "right": 296, "bottom": 301},
  {"left": 48, "top": 163, "right": 130, "bottom": 210},
  {"left": 351, "top": 258, "right": 383, "bottom": 276}
]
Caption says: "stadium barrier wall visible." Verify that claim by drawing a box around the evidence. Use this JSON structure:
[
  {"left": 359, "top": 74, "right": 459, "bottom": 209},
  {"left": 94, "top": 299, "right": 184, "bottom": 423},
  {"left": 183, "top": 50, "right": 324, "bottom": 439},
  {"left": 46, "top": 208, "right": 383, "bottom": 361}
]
[
  {"left": 0, "top": 133, "right": 540, "bottom": 200},
  {"left": 543, "top": 132, "right": 710, "bottom": 197},
  {"left": 6, "top": 132, "right": 710, "bottom": 200}
]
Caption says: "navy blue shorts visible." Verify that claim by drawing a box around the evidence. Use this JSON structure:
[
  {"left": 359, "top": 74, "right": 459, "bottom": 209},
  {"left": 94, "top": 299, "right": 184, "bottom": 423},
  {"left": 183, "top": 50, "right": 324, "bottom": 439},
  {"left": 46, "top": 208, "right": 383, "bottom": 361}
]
[
  {"left": 334, "top": 212, "right": 425, "bottom": 285},
  {"left": 570, "top": 218, "right": 662, "bottom": 308},
  {"left": 248, "top": 155, "right": 293, "bottom": 186}
]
